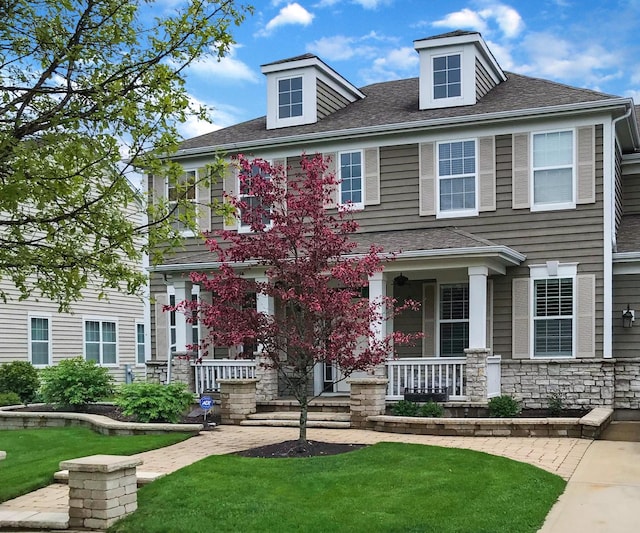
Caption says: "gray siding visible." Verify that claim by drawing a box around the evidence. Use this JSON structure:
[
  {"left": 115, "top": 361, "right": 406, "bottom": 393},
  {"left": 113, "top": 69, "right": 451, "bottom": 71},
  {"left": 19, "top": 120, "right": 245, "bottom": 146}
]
[
  {"left": 475, "top": 58, "right": 495, "bottom": 100},
  {"left": 317, "top": 79, "right": 351, "bottom": 120},
  {"left": 622, "top": 155, "right": 640, "bottom": 215},
  {"left": 613, "top": 274, "right": 640, "bottom": 358}
]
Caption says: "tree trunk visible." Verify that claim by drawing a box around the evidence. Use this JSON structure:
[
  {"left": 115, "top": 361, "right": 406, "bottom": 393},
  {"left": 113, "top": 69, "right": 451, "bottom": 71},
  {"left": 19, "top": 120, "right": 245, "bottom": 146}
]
[{"left": 296, "top": 371, "right": 309, "bottom": 445}]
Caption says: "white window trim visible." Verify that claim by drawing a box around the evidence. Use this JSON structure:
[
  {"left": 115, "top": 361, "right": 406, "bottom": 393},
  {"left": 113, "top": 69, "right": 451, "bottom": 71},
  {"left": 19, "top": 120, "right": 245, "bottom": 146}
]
[
  {"left": 436, "top": 281, "right": 469, "bottom": 357},
  {"left": 135, "top": 320, "right": 148, "bottom": 367},
  {"left": 436, "top": 138, "right": 479, "bottom": 219},
  {"left": 83, "top": 316, "right": 119, "bottom": 367},
  {"left": 28, "top": 312, "right": 52, "bottom": 367},
  {"left": 338, "top": 149, "right": 365, "bottom": 211},
  {"left": 266, "top": 69, "right": 317, "bottom": 129},
  {"left": 167, "top": 285, "right": 201, "bottom": 355},
  {"left": 529, "top": 263, "right": 577, "bottom": 359},
  {"left": 166, "top": 168, "right": 198, "bottom": 236},
  {"left": 419, "top": 44, "right": 475, "bottom": 110},
  {"left": 277, "top": 75, "right": 303, "bottom": 120},
  {"left": 237, "top": 162, "right": 274, "bottom": 234},
  {"left": 530, "top": 128, "right": 576, "bottom": 212}
]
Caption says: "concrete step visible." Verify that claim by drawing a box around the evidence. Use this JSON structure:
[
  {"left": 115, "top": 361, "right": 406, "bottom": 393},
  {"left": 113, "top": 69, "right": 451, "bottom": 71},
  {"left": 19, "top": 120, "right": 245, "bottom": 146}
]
[
  {"left": 240, "top": 419, "right": 351, "bottom": 429},
  {"left": 246, "top": 412, "right": 350, "bottom": 422},
  {"left": 600, "top": 421, "right": 640, "bottom": 442},
  {"left": 54, "top": 469, "right": 165, "bottom": 485}
]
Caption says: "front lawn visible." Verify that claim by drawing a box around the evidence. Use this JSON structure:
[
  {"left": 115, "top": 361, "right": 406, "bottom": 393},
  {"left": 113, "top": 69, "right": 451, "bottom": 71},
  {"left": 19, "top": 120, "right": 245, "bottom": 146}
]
[
  {"left": 0, "top": 428, "right": 190, "bottom": 502},
  {"left": 110, "top": 442, "right": 565, "bottom": 533}
]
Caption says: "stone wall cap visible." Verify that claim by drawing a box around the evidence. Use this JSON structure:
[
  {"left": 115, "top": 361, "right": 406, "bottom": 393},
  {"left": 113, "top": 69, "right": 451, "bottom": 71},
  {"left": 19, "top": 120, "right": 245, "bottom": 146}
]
[
  {"left": 580, "top": 407, "right": 614, "bottom": 427},
  {"left": 346, "top": 378, "right": 388, "bottom": 385},
  {"left": 464, "top": 348, "right": 492, "bottom": 354},
  {"left": 60, "top": 454, "right": 143, "bottom": 472},
  {"left": 217, "top": 378, "right": 259, "bottom": 384}
]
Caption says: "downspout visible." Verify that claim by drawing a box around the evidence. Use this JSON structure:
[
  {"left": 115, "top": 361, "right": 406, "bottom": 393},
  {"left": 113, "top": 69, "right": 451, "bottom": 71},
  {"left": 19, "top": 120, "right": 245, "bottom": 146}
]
[
  {"left": 605, "top": 105, "right": 634, "bottom": 358},
  {"left": 163, "top": 273, "right": 174, "bottom": 384}
]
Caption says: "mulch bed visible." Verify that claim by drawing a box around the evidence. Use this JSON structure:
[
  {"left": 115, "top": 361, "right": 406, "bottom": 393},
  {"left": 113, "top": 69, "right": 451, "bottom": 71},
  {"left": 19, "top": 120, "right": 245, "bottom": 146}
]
[{"left": 10, "top": 404, "right": 365, "bottom": 457}]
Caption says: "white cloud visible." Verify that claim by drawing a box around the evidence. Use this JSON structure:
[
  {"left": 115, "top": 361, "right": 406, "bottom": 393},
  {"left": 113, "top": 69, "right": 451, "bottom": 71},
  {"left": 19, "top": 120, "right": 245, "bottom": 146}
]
[
  {"left": 186, "top": 45, "right": 259, "bottom": 84},
  {"left": 262, "top": 3, "right": 314, "bottom": 36},
  {"left": 432, "top": 3, "right": 524, "bottom": 39},
  {"left": 624, "top": 90, "right": 640, "bottom": 105},
  {"left": 176, "top": 95, "right": 246, "bottom": 139},
  {"left": 352, "top": 0, "right": 393, "bottom": 8},
  {"left": 485, "top": 39, "right": 515, "bottom": 71},
  {"left": 362, "top": 46, "right": 419, "bottom": 84},
  {"left": 306, "top": 34, "right": 378, "bottom": 61}
]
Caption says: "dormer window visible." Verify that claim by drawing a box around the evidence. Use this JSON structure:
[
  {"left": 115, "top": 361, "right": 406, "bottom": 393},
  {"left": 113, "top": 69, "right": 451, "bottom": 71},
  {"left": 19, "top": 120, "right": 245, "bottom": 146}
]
[
  {"left": 278, "top": 76, "right": 303, "bottom": 119},
  {"left": 433, "top": 54, "right": 461, "bottom": 100}
]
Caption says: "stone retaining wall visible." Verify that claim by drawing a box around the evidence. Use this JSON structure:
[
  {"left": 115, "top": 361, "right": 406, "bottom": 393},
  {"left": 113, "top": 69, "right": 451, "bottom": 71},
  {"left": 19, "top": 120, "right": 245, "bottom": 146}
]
[
  {"left": 145, "top": 355, "right": 194, "bottom": 389},
  {"left": 612, "top": 358, "right": 640, "bottom": 410}
]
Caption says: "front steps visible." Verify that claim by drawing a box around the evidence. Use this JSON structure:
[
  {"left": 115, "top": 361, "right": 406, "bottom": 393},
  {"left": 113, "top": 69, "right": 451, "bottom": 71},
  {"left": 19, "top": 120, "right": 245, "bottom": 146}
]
[{"left": 240, "top": 410, "right": 351, "bottom": 429}]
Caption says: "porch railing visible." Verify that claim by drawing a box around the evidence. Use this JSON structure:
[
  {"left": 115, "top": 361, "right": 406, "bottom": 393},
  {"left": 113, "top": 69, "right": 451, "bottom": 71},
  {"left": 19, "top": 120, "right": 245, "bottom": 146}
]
[
  {"left": 487, "top": 355, "right": 502, "bottom": 398},
  {"left": 386, "top": 357, "right": 467, "bottom": 400},
  {"left": 192, "top": 359, "right": 257, "bottom": 395}
]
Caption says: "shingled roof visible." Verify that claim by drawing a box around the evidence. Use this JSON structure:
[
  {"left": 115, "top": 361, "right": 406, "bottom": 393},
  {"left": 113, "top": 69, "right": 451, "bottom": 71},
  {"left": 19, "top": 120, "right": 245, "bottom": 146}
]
[{"left": 178, "top": 72, "right": 617, "bottom": 152}]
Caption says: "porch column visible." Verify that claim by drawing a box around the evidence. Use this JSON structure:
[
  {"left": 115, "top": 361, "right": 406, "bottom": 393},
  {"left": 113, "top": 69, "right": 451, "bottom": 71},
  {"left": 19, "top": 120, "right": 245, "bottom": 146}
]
[
  {"left": 368, "top": 272, "right": 387, "bottom": 377},
  {"left": 173, "top": 280, "right": 193, "bottom": 354},
  {"left": 254, "top": 276, "right": 278, "bottom": 401},
  {"left": 468, "top": 266, "right": 488, "bottom": 349}
]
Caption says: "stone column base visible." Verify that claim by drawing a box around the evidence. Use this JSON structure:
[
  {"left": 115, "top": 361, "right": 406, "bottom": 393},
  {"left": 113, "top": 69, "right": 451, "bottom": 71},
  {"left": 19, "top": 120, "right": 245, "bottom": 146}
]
[
  {"left": 218, "top": 379, "right": 258, "bottom": 424},
  {"left": 348, "top": 378, "right": 388, "bottom": 429}
]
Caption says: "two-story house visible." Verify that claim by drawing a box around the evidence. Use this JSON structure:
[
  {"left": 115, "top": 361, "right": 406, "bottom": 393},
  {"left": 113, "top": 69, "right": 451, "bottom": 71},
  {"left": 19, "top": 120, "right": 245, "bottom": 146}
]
[{"left": 149, "top": 30, "right": 640, "bottom": 415}]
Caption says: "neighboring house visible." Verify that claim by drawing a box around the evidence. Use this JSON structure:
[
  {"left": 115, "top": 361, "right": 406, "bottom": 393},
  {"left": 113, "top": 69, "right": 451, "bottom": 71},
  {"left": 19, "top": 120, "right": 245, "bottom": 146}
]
[
  {"left": 0, "top": 199, "right": 149, "bottom": 384},
  {"left": 149, "top": 30, "right": 640, "bottom": 414}
]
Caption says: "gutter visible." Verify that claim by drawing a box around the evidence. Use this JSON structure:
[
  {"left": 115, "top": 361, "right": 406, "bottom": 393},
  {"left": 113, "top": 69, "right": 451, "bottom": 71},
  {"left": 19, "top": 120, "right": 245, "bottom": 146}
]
[{"left": 171, "top": 98, "right": 632, "bottom": 159}]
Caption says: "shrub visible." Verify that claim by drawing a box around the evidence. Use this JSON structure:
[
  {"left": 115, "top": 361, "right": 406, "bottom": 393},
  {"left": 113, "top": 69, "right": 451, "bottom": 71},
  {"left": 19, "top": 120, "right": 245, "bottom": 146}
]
[
  {"left": 0, "top": 361, "right": 40, "bottom": 404},
  {"left": 547, "top": 390, "right": 565, "bottom": 416},
  {"left": 0, "top": 391, "right": 22, "bottom": 406},
  {"left": 392, "top": 400, "right": 420, "bottom": 416},
  {"left": 115, "top": 382, "right": 194, "bottom": 423},
  {"left": 488, "top": 395, "right": 521, "bottom": 418},
  {"left": 418, "top": 401, "right": 445, "bottom": 418},
  {"left": 40, "top": 357, "right": 114, "bottom": 408}
]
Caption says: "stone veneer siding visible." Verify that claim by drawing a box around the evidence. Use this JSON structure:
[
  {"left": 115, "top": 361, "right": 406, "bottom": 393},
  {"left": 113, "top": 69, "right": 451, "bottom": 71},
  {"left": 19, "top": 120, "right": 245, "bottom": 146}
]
[{"left": 145, "top": 355, "right": 194, "bottom": 390}]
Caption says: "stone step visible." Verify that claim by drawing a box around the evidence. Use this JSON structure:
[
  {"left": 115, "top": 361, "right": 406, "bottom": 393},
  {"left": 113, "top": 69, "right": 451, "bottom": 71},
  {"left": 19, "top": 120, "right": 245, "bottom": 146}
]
[
  {"left": 54, "top": 469, "right": 165, "bottom": 485},
  {"left": 246, "top": 411, "right": 350, "bottom": 422},
  {"left": 240, "top": 419, "right": 351, "bottom": 429}
]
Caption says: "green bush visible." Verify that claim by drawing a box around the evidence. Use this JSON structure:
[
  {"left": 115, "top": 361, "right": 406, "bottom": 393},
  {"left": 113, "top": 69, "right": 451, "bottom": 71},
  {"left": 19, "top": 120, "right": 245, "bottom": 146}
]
[
  {"left": 115, "top": 382, "right": 194, "bottom": 423},
  {"left": 418, "top": 401, "right": 445, "bottom": 418},
  {"left": 488, "top": 395, "right": 522, "bottom": 418},
  {"left": 0, "top": 391, "right": 22, "bottom": 406},
  {"left": 547, "top": 390, "right": 565, "bottom": 416},
  {"left": 392, "top": 400, "right": 420, "bottom": 416},
  {"left": 40, "top": 357, "right": 114, "bottom": 408},
  {"left": 0, "top": 361, "right": 40, "bottom": 404}
]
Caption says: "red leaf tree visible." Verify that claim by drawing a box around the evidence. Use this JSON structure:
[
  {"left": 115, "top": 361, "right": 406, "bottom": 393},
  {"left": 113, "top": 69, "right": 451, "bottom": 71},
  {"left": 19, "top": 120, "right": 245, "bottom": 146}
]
[{"left": 181, "top": 153, "right": 420, "bottom": 444}]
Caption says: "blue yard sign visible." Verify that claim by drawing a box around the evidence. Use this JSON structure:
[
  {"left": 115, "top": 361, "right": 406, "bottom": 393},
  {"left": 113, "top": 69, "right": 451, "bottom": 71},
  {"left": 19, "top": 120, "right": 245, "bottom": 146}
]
[{"left": 199, "top": 396, "right": 214, "bottom": 411}]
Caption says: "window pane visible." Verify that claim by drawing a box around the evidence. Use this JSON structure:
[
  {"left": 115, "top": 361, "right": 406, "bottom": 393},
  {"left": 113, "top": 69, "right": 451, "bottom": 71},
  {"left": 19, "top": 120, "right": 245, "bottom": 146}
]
[
  {"left": 534, "top": 168, "right": 573, "bottom": 204},
  {"left": 137, "top": 324, "right": 145, "bottom": 364},
  {"left": 31, "top": 343, "right": 49, "bottom": 366},
  {"left": 533, "top": 131, "right": 573, "bottom": 167},
  {"left": 102, "top": 322, "right": 116, "bottom": 343},
  {"left": 86, "top": 344, "right": 100, "bottom": 362},
  {"left": 440, "top": 322, "right": 469, "bottom": 357},
  {"left": 340, "top": 152, "right": 363, "bottom": 205},
  {"left": 278, "top": 76, "right": 303, "bottom": 119},
  {"left": 535, "top": 318, "right": 572, "bottom": 356},
  {"left": 103, "top": 344, "right": 117, "bottom": 365},
  {"left": 85, "top": 321, "right": 100, "bottom": 342},
  {"left": 31, "top": 318, "right": 48, "bottom": 341}
]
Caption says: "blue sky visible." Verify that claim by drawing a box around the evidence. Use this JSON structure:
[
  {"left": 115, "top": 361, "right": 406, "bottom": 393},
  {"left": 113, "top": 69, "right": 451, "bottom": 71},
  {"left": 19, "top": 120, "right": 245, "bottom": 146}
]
[{"left": 166, "top": 0, "right": 640, "bottom": 139}]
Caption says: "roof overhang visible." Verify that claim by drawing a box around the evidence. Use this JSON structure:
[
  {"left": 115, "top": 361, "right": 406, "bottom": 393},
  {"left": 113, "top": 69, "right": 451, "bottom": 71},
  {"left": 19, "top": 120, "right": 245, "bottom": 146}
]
[{"left": 613, "top": 252, "right": 640, "bottom": 275}]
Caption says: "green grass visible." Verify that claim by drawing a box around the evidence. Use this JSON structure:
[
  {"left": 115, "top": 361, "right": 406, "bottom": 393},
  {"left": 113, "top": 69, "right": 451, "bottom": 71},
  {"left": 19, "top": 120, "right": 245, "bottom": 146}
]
[
  {"left": 0, "top": 428, "right": 190, "bottom": 502},
  {"left": 110, "top": 442, "right": 566, "bottom": 533}
]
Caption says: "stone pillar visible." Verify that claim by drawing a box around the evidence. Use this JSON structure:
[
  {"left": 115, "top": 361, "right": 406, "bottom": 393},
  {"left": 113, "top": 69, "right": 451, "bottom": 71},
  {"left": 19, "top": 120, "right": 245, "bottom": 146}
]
[
  {"left": 468, "top": 266, "right": 488, "bottom": 349},
  {"left": 61, "top": 454, "right": 142, "bottom": 530},
  {"left": 348, "top": 378, "right": 388, "bottom": 429},
  {"left": 255, "top": 355, "right": 278, "bottom": 402},
  {"left": 218, "top": 379, "right": 258, "bottom": 424},
  {"left": 170, "top": 355, "right": 196, "bottom": 391},
  {"left": 465, "top": 348, "right": 490, "bottom": 402}
]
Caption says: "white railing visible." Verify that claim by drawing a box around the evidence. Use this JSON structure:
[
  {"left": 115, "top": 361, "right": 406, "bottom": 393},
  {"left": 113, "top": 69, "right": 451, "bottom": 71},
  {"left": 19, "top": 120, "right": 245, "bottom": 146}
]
[
  {"left": 192, "top": 359, "right": 257, "bottom": 395},
  {"left": 386, "top": 357, "right": 467, "bottom": 400},
  {"left": 487, "top": 355, "right": 502, "bottom": 398}
]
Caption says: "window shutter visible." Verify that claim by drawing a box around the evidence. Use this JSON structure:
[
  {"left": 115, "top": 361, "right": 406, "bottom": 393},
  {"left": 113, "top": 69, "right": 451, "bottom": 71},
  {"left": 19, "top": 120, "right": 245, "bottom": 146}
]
[
  {"left": 272, "top": 157, "right": 287, "bottom": 215},
  {"left": 512, "top": 133, "right": 530, "bottom": 209},
  {"left": 422, "top": 282, "right": 436, "bottom": 356},
  {"left": 478, "top": 136, "right": 496, "bottom": 212},
  {"left": 419, "top": 142, "right": 436, "bottom": 216},
  {"left": 197, "top": 167, "right": 211, "bottom": 232},
  {"left": 154, "top": 293, "right": 168, "bottom": 362},
  {"left": 512, "top": 278, "right": 530, "bottom": 359},
  {"left": 323, "top": 152, "right": 338, "bottom": 209},
  {"left": 576, "top": 126, "right": 596, "bottom": 204},
  {"left": 576, "top": 274, "right": 595, "bottom": 358},
  {"left": 486, "top": 278, "right": 493, "bottom": 353},
  {"left": 364, "top": 147, "right": 380, "bottom": 205},
  {"left": 222, "top": 162, "right": 238, "bottom": 231}
]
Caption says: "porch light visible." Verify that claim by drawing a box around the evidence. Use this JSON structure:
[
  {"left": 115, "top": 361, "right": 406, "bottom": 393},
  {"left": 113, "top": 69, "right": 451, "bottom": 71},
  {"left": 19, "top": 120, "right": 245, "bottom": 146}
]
[
  {"left": 622, "top": 305, "right": 635, "bottom": 328},
  {"left": 393, "top": 273, "right": 409, "bottom": 287}
]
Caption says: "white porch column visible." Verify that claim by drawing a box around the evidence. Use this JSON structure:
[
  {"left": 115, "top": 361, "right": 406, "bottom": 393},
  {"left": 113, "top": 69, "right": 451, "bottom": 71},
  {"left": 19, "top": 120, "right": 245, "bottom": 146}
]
[
  {"left": 468, "top": 266, "right": 488, "bottom": 349},
  {"left": 368, "top": 271, "right": 387, "bottom": 343},
  {"left": 254, "top": 276, "right": 279, "bottom": 401},
  {"left": 173, "top": 279, "right": 193, "bottom": 353}
]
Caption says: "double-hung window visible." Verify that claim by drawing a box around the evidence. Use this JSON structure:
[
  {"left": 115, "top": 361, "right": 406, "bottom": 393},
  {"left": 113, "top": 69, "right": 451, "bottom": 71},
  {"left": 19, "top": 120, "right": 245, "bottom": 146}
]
[
  {"left": 433, "top": 54, "right": 461, "bottom": 100},
  {"left": 29, "top": 315, "right": 51, "bottom": 366},
  {"left": 532, "top": 130, "right": 574, "bottom": 210},
  {"left": 439, "top": 283, "right": 469, "bottom": 357},
  {"left": 533, "top": 277, "right": 574, "bottom": 357},
  {"left": 438, "top": 140, "right": 476, "bottom": 216},
  {"left": 278, "top": 76, "right": 303, "bottom": 119},
  {"left": 168, "top": 287, "right": 200, "bottom": 355},
  {"left": 339, "top": 151, "right": 363, "bottom": 209},
  {"left": 136, "top": 322, "right": 146, "bottom": 365},
  {"left": 167, "top": 170, "right": 197, "bottom": 231},
  {"left": 85, "top": 319, "right": 117, "bottom": 365},
  {"left": 238, "top": 164, "right": 272, "bottom": 233}
]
